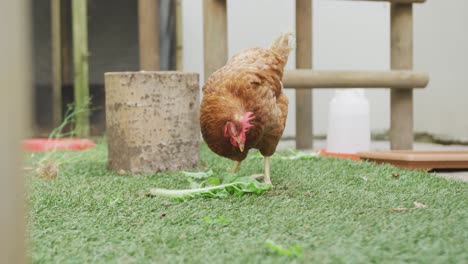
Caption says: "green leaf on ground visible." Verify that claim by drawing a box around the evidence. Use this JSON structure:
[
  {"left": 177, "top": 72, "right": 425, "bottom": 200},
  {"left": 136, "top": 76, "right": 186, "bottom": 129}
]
[
  {"left": 265, "top": 240, "right": 303, "bottom": 257},
  {"left": 149, "top": 177, "right": 271, "bottom": 201}
]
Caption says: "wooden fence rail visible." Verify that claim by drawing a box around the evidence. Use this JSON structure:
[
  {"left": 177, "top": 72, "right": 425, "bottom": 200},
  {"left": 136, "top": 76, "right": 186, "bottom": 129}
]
[{"left": 283, "top": 70, "right": 429, "bottom": 89}]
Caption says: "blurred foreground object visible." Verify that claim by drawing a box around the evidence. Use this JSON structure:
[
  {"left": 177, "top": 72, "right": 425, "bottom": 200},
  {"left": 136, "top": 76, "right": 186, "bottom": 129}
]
[{"left": 0, "top": 1, "right": 31, "bottom": 263}]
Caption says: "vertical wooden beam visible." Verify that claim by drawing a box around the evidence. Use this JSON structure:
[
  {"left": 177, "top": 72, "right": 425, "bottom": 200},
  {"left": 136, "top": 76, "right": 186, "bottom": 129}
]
[
  {"left": 72, "top": 0, "right": 90, "bottom": 137},
  {"left": 295, "top": 0, "right": 313, "bottom": 149},
  {"left": 138, "top": 0, "right": 160, "bottom": 70},
  {"left": 0, "top": 0, "right": 30, "bottom": 263},
  {"left": 51, "top": 0, "right": 62, "bottom": 126},
  {"left": 61, "top": 0, "right": 72, "bottom": 84},
  {"left": 390, "top": 4, "right": 413, "bottom": 150},
  {"left": 175, "top": 0, "right": 183, "bottom": 71},
  {"left": 203, "top": 0, "right": 227, "bottom": 81}
]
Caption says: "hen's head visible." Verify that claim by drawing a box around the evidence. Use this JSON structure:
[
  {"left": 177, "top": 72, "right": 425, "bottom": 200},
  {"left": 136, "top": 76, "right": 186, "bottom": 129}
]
[{"left": 224, "top": 112, "right": 255, "bottom": 152}]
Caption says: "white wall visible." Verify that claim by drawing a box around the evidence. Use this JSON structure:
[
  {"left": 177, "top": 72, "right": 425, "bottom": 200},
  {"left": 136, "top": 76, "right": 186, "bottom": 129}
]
[
  {"left": 414, "top": 0, "right": 468, "bottom": 141},
  {"left": 183, "top": 0, "right": 468, "bottom": 141}
]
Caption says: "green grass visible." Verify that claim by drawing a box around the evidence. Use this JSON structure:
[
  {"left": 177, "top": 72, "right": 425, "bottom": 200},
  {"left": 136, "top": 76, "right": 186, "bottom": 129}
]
[{"left": 27, "top": 142, "right": 468, "bottom": 263}]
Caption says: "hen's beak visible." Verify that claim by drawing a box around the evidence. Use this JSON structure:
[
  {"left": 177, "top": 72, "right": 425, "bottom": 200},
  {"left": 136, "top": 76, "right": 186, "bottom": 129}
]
[{"left": 238, "top": 141, "right": 245, "bottom": 152}]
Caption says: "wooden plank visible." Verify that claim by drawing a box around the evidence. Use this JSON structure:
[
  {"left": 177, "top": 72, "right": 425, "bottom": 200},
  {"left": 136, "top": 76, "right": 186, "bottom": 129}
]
[
  {"left": 390, "top": 3, "right": 414, "bottom": 150},
  {"left": 138, "top": 0, "right": 160, "bottom": 70},
  {"left": 295, "top": 0, "right": 313, "bottom": 150},
  {"left": 0, "top": 0, "right": 30, "bottom": 262},
  {"left": 283, "top": 70, "right": 428, "bottom": 89},
  {"left": 203, "top": 0, "right": 227, "bottom": 81},
  {"left": 175, "top": 0, "right": 183, "bottom": 71},
  {"left": 72, "top": 0, "right": 90, "bottom": 137},
  {"left": 358, "top": 150, "right": 468, "bottom": 170},
  {"left": 51, "top": 0, "right": 62, "bottom": 126},
  {"left": 346, "top": 0, "right": 426, "bottom": 3}
]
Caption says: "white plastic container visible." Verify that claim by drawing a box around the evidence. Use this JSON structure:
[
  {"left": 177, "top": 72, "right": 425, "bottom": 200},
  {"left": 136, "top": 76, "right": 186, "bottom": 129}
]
[{"left": 326, "top": 89, "right": 371, "bottom": 154}]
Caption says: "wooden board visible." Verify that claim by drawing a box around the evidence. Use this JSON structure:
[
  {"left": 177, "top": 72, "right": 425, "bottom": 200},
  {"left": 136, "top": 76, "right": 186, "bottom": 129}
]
[{"left": 358, "top": 150, "right": 468, "bottom": 170}]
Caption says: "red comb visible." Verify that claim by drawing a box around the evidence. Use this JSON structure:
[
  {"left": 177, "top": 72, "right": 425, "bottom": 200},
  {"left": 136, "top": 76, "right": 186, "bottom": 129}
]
[{"left": 240, "top": 112, "right": 255, "bottom": 132}]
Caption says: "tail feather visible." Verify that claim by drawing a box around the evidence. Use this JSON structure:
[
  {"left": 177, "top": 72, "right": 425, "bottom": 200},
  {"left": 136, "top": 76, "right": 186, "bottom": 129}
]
[{"left": 270, "top": 32, "right": 295, "bottom": 62}]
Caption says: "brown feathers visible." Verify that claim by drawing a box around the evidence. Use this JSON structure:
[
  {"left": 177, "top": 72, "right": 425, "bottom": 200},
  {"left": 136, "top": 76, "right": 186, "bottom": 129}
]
[{"left": 200, "top": 33, "right": 293, "bottom": 161}]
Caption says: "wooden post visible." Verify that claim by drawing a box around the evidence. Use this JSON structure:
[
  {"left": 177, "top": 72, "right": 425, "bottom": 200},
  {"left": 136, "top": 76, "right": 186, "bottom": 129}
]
[
  {"left": 72, "top": 0, "right": 90, "bottom": 137},
  {"left": 138, "top": 0, "right": 160, "bottom": 70},
  {"left": 105, "top": 72, "right": 200, "bottom": 173},
  {"left": 61, "top": 0, "right": 72, "bottom": 84},
  {"left": 0, "top": 0, "right": 30, "bottom": 262},
  {"left": 175, "top": 0, "right": 183, "bottom": 71},
  {"left": 203, "top": 0, "right": 227, "bottom": 80},
  {"left": 295, "top": 0, "right": 313, "bottom": 149},
  {"left": 390, "top": 4, "right": 413, "bottom": 150},
  {"left": 51, "top": 0, "right": 62, "bottom": 126},
  {"left": 175, "top": 0, "right": 184, "bottom": 71}
]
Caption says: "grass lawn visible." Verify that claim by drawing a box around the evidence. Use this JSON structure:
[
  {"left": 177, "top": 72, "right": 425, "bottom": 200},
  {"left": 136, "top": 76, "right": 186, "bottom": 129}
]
[{"left": 27, "top": 141, "right": 467, "bottom": 263}]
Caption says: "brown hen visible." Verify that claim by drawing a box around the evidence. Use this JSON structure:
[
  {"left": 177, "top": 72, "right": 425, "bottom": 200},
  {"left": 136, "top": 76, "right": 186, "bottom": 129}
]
[{"left": 200, "top": 33, "right": 293, "bottom": 185}]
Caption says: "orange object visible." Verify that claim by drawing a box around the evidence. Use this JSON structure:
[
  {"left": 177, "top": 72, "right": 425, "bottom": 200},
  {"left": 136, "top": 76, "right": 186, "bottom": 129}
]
[
  {"left": 358, "top": 150, "right": 468, "bottom": 170},
  {"left": 23, "top": 138, "right": 95, "bottom": 152},
  {"left": 319, "top": 149, "right": 361, "bottom": 161}
]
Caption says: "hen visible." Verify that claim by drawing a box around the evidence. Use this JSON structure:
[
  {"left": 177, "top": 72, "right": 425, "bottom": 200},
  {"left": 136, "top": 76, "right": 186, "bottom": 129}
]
[{"left": 200, "top": 33, "right": 292, "bottom": 185}]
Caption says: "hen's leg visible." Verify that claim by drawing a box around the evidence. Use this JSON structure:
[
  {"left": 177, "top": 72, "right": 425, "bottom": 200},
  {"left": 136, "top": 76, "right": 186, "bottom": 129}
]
[
  {"left": 264, "top": 156, "right": 271, "bottom": 185},
  {"left": 232, "top": 161, "right": 241, "bottom": 173}
]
